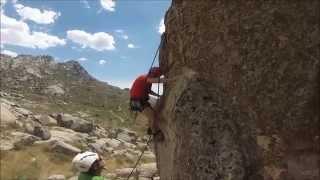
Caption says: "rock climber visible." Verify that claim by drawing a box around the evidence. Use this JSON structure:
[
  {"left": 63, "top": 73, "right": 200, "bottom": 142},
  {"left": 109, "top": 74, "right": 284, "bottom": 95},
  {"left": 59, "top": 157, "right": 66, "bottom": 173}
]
[
  {"left": 129, "top": 67, "right": 166, "bottom": 139},
  {"left": 72, "top": 151, "right": 106, "bottom": 180}
]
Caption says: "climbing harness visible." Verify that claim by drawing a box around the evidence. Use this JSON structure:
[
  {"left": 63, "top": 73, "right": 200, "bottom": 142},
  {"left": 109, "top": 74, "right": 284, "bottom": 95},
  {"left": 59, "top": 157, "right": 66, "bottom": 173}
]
[{"left": 126, "top": 135, "right": 153, "bottom": 180}]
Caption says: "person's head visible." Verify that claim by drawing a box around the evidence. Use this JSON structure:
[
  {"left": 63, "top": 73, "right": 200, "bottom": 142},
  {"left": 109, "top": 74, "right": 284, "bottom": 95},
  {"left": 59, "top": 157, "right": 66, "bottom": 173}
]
[
  {"left": 148, "top": 67, "right": 162, "bottom": 78},
  {"left": 72, "top": 151, "right": 105, "bottom": 175}
]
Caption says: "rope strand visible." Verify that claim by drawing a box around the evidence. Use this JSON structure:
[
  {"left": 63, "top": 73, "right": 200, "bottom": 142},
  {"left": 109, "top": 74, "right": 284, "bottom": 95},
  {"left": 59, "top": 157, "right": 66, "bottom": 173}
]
[{"left": 126, "top": 135, "right": 153, "bottom": 180}]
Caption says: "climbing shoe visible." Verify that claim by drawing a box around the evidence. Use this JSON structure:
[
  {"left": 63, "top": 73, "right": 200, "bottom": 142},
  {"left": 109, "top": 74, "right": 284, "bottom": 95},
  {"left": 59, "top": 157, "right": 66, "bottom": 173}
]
[
  {"left": 147, "top": 127, "right": 153, "bottom": 135},
  {"left": 153, "top": 130, "right": 165, "bottom": 142}
]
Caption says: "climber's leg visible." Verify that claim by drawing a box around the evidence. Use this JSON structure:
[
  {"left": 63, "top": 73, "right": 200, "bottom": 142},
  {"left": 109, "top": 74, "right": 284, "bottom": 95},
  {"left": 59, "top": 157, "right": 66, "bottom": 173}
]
[{"left": 142, "top": 106, "right": 158, "bottom": 133}]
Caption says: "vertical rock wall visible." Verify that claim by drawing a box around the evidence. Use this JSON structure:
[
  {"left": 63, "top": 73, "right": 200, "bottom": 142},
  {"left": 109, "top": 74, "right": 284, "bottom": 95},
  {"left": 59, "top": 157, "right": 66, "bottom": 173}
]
[{"left": 157, "top": 1, "right": 319, "bottom": 180}]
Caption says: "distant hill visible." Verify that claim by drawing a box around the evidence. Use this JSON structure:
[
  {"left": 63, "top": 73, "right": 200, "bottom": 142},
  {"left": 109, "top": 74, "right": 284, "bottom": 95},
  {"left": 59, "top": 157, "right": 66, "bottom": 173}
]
[{"left": 0, "top": 54, "right": 136, "bottom": 129}]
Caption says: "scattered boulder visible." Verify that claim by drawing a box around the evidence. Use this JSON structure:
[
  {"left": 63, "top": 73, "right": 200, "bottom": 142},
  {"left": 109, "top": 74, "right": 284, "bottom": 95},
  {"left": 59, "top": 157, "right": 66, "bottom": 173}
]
[
  {"left": 116, "top": 128, "right": 137, "bottom": 143},
  {"left": 119, "top": 140, "right": 136, "bottom": 149},
  {"left": 0, "top": 140, "right": 14, "bottom": 151},
  {"left": 14, "top": 107, "right": 32, "bottom": 117},
  {"left": 105, "top": 138, "right": 122, "bottom": 149},
  {"left": 0, "top": 103, "right": 18, "bottom": 128},
  {"left": 88, "top": 138, "right": 109, "bottom": 154},
  {"left": 24, "top": 120, "right": 51, "bottom": 140},
  {"left": 105, "top": 173, "right": 117, "bottom": 179},
  {"left": 45, "top": 84, "right": 65, "bottom": 95},
  {"left": 0, "top": 132, "right": 40, "bottom": 150},
  {"left": 67, "top": 176, "right": 77, "bottom": 180},
  {"left": 34, "top": 125, "right": 51, "bottom": 140},
  {"left": 48, "top": 174, "right": 66, "bottom": 180},
  {"left": 112, "top": 149, "right": 127, "bottom": 158},
  {"left": 137, "top": 163, "right": 157, "bottom": 178},
  {"left": 136, "top": 142, "right": 147, "bottom": 150},
  {"left": 141, "top": 151, "right": 156, "bottom": 162},
  {"left": 49, "top": 140, "right": 81, "bottom": 155},
  {"left": 50, "top": 126, "right": 88, "bottom": 145},
  {"left": 91, "top": 125, "right": 108, "bottom": 138},
  {"left": 12, "top": 131, "right": 41, "bottom": 149},
  {"left": 34, "top": 115, "right": 57, "bottom": 126},
  {"left": 55, "top": 113, "right": 93, "bottom": 133},
  {"left": 124, "top": 152, "right": 137, "bottom": 162},
  {"left": 115, "top": 168, "right": 137, "bottom": 178}
]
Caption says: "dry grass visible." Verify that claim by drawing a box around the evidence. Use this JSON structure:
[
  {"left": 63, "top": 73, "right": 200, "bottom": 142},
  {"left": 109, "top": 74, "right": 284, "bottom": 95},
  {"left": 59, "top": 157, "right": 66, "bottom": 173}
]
[
  {"left": 0, "top": 144, "right": 153, "bottom": 179},
  {"left": 0, "top": 144, "right": 74, "bottom": 180}
]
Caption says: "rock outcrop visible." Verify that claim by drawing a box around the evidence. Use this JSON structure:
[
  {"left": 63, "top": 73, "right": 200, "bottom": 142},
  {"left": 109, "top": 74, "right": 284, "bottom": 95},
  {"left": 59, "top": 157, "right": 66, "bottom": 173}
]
[{"left": 157, "top": 1, "right": 319, "bottom": 180}]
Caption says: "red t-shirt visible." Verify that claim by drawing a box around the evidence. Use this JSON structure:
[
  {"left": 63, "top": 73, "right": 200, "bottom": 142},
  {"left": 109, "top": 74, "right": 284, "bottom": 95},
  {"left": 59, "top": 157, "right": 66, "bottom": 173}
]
[{"left": 130, "top": 75, "right": 152, "bottom": 99}]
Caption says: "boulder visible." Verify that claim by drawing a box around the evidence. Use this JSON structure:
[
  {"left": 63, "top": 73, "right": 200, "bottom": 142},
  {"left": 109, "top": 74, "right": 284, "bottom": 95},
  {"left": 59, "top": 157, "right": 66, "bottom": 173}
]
[
  {"left": 142, "top": 151, "right": 156, "bottom": 162},
  {"left": 105, "top": 173, "right": 117, "bottom": 179},
  {"left": 47, "top": 175, "right": 66, "bottom": 180},
  {"left": 112, "top": 149, "right": 127, "bottom": 158},
  {"left": 33, "top": 125, "right": 51, "bottom": 140},
  {"left": 50, "top": 140, "right": 81, "bottom": 155},
  {"left": 49, "top": 126, "right": 88, "bottom": 145},
  {"left": 124, "top": 152, "right": 137, "bottom": 162},
  {"left": 34, "top": 115, "right": 57, "bottom": 126},
  {"left": 137, "top": 163, "right": 157, "bottom": 177},
  {"left": 14, "top": 107, "right": 32, "bottom": 117},
  {"left": 88, "top": 138, "right": 109, "bottom": 154},
  {"left": 105, "top": 138, "right": 122, "bottom": 149},
  {"left": 116, "top": 128, "right": 137, "bottom": 143},
  {"left": 12, "top": 131, "right": 41, "bottom": 149},
  {"left": 115, "top": 168, "right": 137, "bottom": 178},
  {"left": 0, "top": 132, "right": 40, "bottom": 150},
  {"left": 0, "top": 103, "right": 17, "bottom": 128},
  {"left": 136, "top": 142, "right": 147, "bottom": 150},
  {"left": 119, "top": 140, "right": 136, "bottom": 149},
  {"left": 24, "top": 120, "right": 51, "bottom": 140},
  {"left": 0, "top": 140, "right": 14, "bottom": 151},
  {"left": 55, "top": 114, "right": 93, "bottom": 133},
  {"left": 67, "top": 176, "right": 77, "bottom": 180},
  {"left": 91, "top": 125, "right": 108, "bottom": 138}
]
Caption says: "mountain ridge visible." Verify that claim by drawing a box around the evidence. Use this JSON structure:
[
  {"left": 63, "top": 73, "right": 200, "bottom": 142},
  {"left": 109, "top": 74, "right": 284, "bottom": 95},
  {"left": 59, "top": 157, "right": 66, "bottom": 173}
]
[{"left": 0, "top": 53, "right": 135, "bottom": 129}]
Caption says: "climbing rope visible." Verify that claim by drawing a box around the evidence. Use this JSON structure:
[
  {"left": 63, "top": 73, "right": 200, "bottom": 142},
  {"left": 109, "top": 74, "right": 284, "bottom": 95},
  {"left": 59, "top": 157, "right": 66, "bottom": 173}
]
[
  {"left": 147, "top": 32, "right": 166, "bottom": 75},
  {"left": 126, "top": 135, "right": 153, "bottom": 180},
  {"left": 126, "top": 35, "right": 166, "bottom": 180}
]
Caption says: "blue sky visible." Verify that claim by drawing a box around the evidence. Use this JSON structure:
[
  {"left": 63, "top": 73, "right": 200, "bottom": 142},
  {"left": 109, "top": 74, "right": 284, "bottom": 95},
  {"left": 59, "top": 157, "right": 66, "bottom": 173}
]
[{"left": 0, "top": 0, "right": 171, "bottom": 88}]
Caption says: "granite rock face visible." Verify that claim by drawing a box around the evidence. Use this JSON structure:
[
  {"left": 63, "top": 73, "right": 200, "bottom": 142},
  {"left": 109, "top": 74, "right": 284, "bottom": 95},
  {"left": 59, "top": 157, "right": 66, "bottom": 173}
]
[{"left": 157, "top": 1, "right": 319, "bottom": 180}]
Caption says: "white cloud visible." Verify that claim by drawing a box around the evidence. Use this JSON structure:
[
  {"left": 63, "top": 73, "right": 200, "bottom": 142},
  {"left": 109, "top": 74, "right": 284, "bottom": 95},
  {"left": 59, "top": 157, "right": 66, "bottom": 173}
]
[
  {"left": 78, "top": 57, "right": 87, "bottom": 61},
  {"left": 67, "top": 30, "right": 115, "bottom": 51},
  {"left": 1, "top": 49, "right": 18, "bottom": 57},
  {"left": 115, "top": 29, "right": 129, "bottom": 40},
  {"left": 128, "top": 43, "right": 135, "bottom": 48},
  {"left": 14, "top": 3, "right": 60, "bottom": 24},
  {"left": 158, "top": 18, "right": 165, "bottom": 34},
  {"left": 0, "top": 13, "right": 66, "bottom": 49},
  {"left": 110, "top": 80, "right": 132, "bottom": 89},
  {"left": 80, "top": 0, "right": 90, "bottom": 9},
  {"left": 99, "top": 59, "right": 107, "bottom": 65},
  {"left": 115, "top": 29, "right": 124, "bottom": 33},
  {"left": 0, "top": 0, "right": 6, "bottom": 7},
  {"left": 100, "top": 0, "right": 115, "bottom": 12}
]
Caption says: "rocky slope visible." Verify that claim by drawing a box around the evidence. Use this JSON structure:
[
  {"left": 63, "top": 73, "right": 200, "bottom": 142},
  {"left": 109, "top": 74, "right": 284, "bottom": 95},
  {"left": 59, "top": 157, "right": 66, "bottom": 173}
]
[
  {"left": 0, "top": 92, "right": 158, "bottom": 180},
  {"left": 0, "top": 54, "right": 133, "bottom": 128},
  {"left": 157, "top": 1, "right": 319, "bottom": 180}
]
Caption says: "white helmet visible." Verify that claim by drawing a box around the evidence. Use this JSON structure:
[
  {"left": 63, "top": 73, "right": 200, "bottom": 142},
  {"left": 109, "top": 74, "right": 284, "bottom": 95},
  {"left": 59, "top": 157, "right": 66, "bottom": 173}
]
[{"left": 72, "top": 151, "right": 100, "bottom": 172}]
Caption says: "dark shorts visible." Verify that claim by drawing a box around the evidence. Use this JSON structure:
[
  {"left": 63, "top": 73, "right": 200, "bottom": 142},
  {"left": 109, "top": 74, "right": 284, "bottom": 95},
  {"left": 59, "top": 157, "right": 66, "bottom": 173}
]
[{"left": 130, "top": 98, "right": 150, "bottom": 112}]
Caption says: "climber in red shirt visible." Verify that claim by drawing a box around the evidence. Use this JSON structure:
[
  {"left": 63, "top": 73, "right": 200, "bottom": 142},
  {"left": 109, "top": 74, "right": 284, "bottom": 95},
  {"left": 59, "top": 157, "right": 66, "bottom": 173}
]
[{"left": 130, "top": 67, "right": 165, "bottom": 137}]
